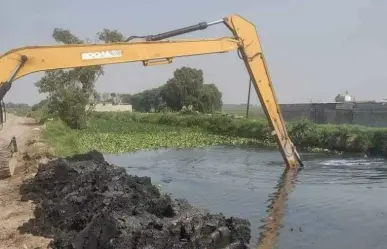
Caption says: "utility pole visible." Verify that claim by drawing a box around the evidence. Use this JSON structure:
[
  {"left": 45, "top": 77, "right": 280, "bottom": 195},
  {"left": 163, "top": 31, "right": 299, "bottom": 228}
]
[{"left": 246, "top": 79, "right": 252, "bottom": 118}]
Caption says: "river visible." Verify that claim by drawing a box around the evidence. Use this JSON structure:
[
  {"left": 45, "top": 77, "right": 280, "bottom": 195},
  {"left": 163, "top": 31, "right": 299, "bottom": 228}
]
[{"left": 104, "top": 146, "right": 387, "bottom": 249}]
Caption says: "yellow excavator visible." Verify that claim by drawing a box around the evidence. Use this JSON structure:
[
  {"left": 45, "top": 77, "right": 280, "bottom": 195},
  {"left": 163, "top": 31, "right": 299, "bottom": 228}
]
[
  {"left": 0, "top": 14, "right": 303, "bottom": 248},
  {"left": 0, "top": 14, "right": 302, "bottom": 169}
]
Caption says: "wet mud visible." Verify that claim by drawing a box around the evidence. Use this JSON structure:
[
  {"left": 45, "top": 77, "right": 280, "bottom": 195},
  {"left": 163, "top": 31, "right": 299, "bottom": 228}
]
[{"left": 18, "top": 150, "right": 251, "bottom": 249}]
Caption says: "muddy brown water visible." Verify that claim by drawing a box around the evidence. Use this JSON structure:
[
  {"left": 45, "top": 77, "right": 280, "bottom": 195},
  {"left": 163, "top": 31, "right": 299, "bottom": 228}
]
[{"left": 104, "top": 146, "right": 387, "bottom": 249}]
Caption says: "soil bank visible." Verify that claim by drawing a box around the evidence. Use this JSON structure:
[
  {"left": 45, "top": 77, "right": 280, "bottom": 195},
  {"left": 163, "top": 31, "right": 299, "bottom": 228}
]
[
  {"left": 20, "top": 150, "right": 251, "bottom": 248},
  {"left": 0, "top": 114, "right": 252, "bottom": 248}
]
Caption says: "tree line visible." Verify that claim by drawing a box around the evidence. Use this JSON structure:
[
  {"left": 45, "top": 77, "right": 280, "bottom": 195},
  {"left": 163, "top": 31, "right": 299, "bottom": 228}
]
[
  {"left": 115, "top": 67, "right": 222, "bottom": 113},
  {"left": 33, "top": 28, "right": 223, "bottom": 129}
]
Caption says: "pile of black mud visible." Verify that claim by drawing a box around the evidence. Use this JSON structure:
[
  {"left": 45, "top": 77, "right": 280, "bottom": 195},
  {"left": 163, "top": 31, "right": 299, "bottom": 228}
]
[{"left": 19, "top": 150, "right": 251, "bottom": 249}]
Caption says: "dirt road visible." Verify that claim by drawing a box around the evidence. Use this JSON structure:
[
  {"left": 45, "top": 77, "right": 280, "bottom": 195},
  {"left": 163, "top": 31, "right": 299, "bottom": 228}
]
[{"left": 0, "top": 114, "right": 51, "bottom": 249}]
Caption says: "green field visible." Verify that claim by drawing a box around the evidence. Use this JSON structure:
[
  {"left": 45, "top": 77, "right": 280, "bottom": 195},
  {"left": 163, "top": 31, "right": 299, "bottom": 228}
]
[{"left": 222, "top": 104, "right": 264, "bottom": 118}]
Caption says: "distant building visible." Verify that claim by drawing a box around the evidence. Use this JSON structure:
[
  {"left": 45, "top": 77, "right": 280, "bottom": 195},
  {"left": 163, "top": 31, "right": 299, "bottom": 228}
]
[
  {"left": 334, "top": 91, "right": 355, "bottom": 102},
  {"left": 86, "top": 102, "right": 132, "bottom": 112},
  {"left": 95, "top": 102, "right": 132, "bottom": 112}
]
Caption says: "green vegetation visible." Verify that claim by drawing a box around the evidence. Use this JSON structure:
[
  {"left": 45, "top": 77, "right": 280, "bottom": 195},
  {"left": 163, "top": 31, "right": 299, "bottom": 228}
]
[
  {"left": 123, "top": 66, "right": 223, "bottom": 113},
  {"left": 43, "top": 116, "right": 261, "bottom": 156},
  {"left": 42, "top": 118, "right": 81, "bottom": 156},
  {"left": 34, "top": 27, "right": 126, "bottom": 129},
  {"left": 87, "top": 112, "right": 387, "bottom": 156},
  {"left": 40, "top": 111, "right": 387, "bottom": 157},
  {"left": 5, "top": 102, "right": 31, "bottom": 116}
]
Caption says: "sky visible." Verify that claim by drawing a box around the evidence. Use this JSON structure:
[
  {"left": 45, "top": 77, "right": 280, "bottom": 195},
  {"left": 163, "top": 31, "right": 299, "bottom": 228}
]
[{"left": 1, "top": 0, "right": 387, "bottom": 105}]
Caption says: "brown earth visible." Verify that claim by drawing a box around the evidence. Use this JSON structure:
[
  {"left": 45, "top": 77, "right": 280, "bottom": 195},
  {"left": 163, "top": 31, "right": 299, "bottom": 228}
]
[{"left": 0, "top": 114, "right": 53, "bottom": 249}]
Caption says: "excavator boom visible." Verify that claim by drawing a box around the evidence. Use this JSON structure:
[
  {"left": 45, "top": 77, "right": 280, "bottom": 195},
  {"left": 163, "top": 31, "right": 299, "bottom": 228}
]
[
  {"left": 0, "top": 38, "right": 240, "bottom": 83},
  {"left": 0, "top": 14, "right": 302, "bottom": 169}
]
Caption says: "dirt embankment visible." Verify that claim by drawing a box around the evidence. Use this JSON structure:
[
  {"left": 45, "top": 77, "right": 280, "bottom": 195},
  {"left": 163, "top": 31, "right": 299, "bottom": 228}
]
[
  {"left": 0, "top": 114, "right": 252, "bottom": 249},
  {"left": 20, "top": 150, "right": 251, "bottom": 248},
  {"left": 0, "top": 114, "right": 53, "bottom": 249}
]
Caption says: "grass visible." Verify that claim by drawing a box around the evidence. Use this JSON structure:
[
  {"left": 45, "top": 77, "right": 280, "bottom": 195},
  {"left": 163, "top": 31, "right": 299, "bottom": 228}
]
[
  {"left": 43, "top": 118, "right": 81, "bottom": 156},
  {"left": 41, "top": 111, "right": 387, "bottom": 157}
]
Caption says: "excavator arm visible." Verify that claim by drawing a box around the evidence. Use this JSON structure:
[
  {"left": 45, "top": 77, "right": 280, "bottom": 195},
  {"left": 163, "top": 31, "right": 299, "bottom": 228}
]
[{"left": 0, "top": 14, "right": 302, "bottom": 169}]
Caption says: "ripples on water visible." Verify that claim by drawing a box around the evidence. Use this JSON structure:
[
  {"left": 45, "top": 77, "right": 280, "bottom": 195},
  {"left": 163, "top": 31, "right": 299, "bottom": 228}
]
[{"left": 104, "top": 146, "right": 387, "bottom": 249}]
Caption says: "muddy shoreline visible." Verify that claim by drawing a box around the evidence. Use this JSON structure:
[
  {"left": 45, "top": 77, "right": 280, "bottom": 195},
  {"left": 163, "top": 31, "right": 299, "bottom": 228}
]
[{"left": 18, "top": 150, "right": 251, "bottom": 249}]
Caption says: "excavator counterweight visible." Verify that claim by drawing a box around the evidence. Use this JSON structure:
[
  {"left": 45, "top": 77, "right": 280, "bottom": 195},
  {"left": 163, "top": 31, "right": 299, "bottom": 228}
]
[{"left": 0, "top": 14, "right": 303, "bottom": 169}]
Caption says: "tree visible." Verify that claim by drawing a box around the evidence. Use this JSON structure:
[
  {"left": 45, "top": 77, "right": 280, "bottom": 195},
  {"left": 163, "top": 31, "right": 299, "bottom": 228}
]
[
  {"left": 93, "top": 92, "right": 102, "bottom": 102},
  {"left": 119, "top": 93, "right": 132, "bottom": 104},
  {"left": 101, "top": 92, "right": 111, "bottom": 102},
  {"left": 128, "top": 66, "right": 222, "bottom": 113},
  {"left": 110, "top": 93, "right": 122, "bottom": 105},
  {"left": 160, "top": 66, "right": 222, "bottom": 113},
  {"left": 198, "top": 83, "right": 223, "bottom": 113},
  {"left": 31, "top": 99, "right": 49, "bottom": 111},
  {"left": 160, "top": 67, "right": 204, "bottom": 111},
  {"left": 130, "top": 87, "right": 165, "bottom": 112},
  {"left": 35, "top": 28, "right": 125, "bottom": 128},
  {"left": 97, "top": 29, "right": 125, "bottom": 43}
]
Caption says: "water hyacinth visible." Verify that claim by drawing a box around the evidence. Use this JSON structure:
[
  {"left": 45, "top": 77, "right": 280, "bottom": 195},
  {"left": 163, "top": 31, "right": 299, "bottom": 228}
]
[
  {"left": 43, "top": 116, "right": 265, "bottom": 156},
  {"left": 43, "top": 111, "right": 387, "bottom": 157}
]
